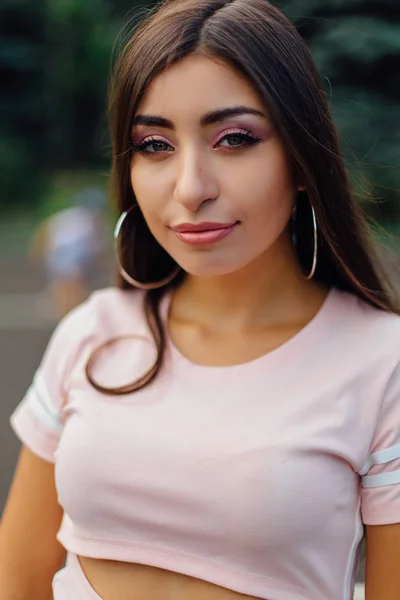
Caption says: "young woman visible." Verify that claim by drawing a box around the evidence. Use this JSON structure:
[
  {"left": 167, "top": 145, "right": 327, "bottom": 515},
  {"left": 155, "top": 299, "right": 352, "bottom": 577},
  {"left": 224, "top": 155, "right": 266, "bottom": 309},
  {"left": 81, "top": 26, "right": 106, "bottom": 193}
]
[{"left": 1, "top": 1, "right": 399, "bottom": 599}]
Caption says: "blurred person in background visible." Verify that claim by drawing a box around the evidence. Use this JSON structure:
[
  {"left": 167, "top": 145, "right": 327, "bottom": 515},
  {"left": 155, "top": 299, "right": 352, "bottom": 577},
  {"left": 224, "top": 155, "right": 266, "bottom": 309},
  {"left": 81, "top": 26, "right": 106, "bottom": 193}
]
[
  {"left": 29, "top": 187, "right": 108, "bottom": 318},
  {"left": 1, "top": 2, "right": 400, "bottom": 600}
]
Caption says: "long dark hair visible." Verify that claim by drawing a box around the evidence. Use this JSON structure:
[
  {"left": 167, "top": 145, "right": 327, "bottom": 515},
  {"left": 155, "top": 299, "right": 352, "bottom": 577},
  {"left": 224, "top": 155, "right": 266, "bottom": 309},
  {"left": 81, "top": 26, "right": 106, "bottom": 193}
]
[{"left": 87, "top": 0, "right": 399, "bottom": 395}]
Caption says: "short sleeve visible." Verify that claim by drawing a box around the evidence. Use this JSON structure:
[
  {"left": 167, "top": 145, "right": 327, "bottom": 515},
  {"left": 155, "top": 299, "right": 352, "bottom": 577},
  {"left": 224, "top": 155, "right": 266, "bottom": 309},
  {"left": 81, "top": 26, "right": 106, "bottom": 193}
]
[
  {"left": 10, "top": 298, "right": 94, "bottom": 463},
  {"left": 360, "top": 362, "right": 400, "bottom": 525}
]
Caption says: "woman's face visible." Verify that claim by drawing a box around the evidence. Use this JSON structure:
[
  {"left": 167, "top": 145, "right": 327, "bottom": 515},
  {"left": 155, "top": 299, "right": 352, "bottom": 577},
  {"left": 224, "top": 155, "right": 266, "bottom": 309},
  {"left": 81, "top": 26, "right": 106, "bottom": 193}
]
[{"left": 130, "top": 54, "right": 300, "bottom": 277}]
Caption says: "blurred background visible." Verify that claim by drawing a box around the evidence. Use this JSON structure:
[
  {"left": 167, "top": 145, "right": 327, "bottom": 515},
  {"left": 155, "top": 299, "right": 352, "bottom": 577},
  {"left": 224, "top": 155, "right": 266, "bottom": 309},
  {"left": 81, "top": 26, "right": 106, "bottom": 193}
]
[{"left": 0, "top": 0, "right": 399, "bottom": 592}]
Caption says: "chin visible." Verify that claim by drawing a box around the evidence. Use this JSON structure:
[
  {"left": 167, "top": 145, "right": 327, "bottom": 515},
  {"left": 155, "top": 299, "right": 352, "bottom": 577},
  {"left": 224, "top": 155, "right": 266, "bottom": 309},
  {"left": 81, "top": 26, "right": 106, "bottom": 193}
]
[{"left": 177, "top": 256, "right": 246, "bottom": 278}]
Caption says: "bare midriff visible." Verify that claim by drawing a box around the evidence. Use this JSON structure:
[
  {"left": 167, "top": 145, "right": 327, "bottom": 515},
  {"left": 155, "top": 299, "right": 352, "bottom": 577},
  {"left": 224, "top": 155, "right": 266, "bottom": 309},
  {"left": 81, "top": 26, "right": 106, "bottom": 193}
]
[{"left": 78, "top": 556, "right": 262, "bottom": 600}]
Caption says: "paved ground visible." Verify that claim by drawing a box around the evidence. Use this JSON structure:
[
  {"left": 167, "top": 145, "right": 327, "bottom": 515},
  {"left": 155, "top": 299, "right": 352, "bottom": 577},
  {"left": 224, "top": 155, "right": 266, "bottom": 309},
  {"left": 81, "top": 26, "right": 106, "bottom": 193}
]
[{"left": 1, "top": 249, "right": 399, "bottom": 596}]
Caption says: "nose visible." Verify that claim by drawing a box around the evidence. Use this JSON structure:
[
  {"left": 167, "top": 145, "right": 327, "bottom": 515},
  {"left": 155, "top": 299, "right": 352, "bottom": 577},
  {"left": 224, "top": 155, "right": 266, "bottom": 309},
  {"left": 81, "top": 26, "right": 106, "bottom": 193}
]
[{"left": 173, "top": 147, "right": 219, "bottom": 212}]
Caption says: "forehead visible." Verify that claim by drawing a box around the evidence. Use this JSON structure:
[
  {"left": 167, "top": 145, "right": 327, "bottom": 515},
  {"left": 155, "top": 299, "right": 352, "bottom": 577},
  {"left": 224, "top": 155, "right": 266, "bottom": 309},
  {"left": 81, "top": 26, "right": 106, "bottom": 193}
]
[{"left": 136, "top": 54, "right": 265, "bottom": 118}]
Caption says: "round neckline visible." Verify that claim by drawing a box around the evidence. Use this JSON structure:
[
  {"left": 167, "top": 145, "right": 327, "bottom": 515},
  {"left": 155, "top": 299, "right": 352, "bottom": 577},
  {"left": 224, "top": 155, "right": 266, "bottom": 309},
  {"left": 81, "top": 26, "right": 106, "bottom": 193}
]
[{"left": 160, "top": 286, "right": 339, "bottom": 376}]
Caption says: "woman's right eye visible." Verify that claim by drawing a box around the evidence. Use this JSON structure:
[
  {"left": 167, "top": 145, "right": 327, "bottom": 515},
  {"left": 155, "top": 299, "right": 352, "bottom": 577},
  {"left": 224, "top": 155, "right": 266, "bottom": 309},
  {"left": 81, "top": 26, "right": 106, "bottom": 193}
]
[{"left": 133, "top": 138, "right": 174, "bottom": 154}]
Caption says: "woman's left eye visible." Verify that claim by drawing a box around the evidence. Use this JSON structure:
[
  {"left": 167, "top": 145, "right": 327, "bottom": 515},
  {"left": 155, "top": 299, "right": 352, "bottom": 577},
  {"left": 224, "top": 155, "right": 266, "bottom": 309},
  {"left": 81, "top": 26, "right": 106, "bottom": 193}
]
[{"left": 215, "top": 132, "right": 261, "bottom": 149}]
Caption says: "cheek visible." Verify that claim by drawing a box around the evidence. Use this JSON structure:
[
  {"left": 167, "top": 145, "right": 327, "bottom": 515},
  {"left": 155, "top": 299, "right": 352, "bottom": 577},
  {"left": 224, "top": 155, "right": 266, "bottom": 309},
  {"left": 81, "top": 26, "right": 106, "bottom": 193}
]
[
  {"left": 230, "top": 145, "right": 296, "bottom": 226},
  {"left": 130, "top": 162, "right": 168, "bottom": 225}
]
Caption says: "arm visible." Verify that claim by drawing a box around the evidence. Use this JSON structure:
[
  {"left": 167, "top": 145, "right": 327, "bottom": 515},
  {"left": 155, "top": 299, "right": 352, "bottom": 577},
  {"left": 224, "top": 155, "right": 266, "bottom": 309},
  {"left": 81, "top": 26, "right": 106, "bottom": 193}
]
[
  {"left": 0, "top": 446, "right": 66, "bottom": 600},
  {"left": 1, "top": 295, "right": 96, "bottom": 599},
  {"left": 359, "top": 357, "right": 400, "bottom": 599},
  {"left": 365, "top": 524, "right": 400, "bottom": 600}
]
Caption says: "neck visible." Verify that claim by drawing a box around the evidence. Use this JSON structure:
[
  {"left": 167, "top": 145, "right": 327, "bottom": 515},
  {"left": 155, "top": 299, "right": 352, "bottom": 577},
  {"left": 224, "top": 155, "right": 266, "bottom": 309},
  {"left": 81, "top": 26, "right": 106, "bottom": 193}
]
[{"left": 171, "top": 238, "right": 327, "bottom": 331}]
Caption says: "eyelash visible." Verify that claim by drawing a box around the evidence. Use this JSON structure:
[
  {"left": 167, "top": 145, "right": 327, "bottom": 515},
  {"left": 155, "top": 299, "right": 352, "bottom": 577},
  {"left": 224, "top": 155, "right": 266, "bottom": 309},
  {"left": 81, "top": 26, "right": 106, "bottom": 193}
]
[{"left": 131, "top": 130, "right": 262, "bottom": 155}]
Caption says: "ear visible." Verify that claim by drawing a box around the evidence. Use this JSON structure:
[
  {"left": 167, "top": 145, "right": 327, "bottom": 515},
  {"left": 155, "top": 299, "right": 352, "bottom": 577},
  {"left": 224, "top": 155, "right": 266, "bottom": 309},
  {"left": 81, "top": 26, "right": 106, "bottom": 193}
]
[{"left": 297, "top": 184, "right": 306, "bottom": 191}]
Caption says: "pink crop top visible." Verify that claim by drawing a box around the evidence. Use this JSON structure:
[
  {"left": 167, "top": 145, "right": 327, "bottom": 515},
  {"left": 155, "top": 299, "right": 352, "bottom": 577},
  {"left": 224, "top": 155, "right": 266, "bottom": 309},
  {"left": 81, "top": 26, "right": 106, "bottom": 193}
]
[{"left": 10, "top": 286, "right": 400, "bottom": 600}]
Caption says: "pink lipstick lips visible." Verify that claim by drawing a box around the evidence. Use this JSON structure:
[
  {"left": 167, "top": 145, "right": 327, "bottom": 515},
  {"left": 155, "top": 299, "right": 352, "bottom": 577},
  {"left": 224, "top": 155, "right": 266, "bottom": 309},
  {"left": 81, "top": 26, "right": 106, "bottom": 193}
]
[{"left": 171, "top": 221, "right": 238, "bottom": 246}]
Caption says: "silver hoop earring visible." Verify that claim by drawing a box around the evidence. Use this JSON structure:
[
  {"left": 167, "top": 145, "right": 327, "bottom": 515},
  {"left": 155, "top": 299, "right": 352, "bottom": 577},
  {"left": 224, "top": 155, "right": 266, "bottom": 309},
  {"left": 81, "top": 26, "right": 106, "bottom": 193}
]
[
  {"left": 292, "top": 200, "right": 318, "bottom": 281},
  {"left": 114, "top": 206, "right": 181, "bottom": 290}
]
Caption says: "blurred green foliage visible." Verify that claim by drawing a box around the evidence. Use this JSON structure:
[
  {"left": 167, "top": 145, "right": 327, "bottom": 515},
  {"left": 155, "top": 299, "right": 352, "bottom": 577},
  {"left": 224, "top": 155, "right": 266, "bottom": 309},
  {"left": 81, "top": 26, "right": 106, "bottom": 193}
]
[
  {"left": 279, "top": 0, "right": 400, "bottom": 219},
  {"left": 1, "top": 0, "right": 399, "bottom": 221},
  {"left": 0, "top": 0, "right": 153, "bottom": 216}
]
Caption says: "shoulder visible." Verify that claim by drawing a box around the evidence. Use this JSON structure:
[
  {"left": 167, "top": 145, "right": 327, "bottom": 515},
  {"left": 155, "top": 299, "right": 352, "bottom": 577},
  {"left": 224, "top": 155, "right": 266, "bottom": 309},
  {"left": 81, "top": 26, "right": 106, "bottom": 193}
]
[
  {"left": 36, "top": 287, "right": 149, "bottom": 387},
  {"left": 332, "top": 287, "right": 400, "bottom": 365},
  {"left": 334, "top": 287, "right": 400, "bottom": 336},
  {"left": 84, "top": 286, "right": 147, "bottom": 336},
  {"left": 89, "top": 286, "right": 145, "bottom": 312},
  {"left": 51, "top": 287, "right": 146, "bottom": 351}
]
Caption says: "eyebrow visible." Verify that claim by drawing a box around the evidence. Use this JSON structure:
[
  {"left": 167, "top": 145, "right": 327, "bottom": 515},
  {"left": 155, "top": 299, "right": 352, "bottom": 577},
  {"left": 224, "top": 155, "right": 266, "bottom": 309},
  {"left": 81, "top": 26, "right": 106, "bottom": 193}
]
[{"left": 132, "top": 106, "right": 268, "bottom": 129}]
